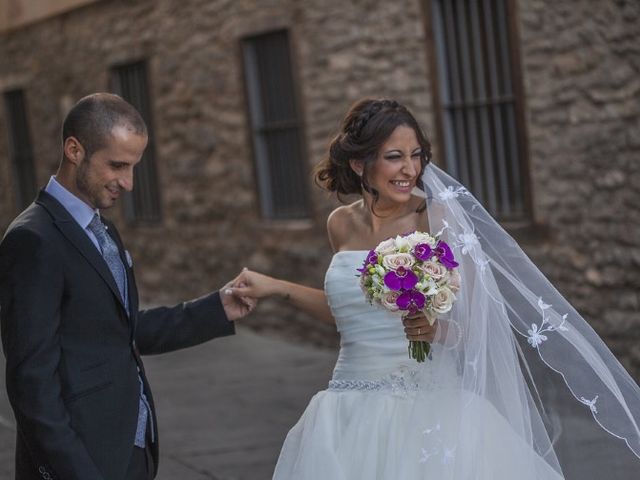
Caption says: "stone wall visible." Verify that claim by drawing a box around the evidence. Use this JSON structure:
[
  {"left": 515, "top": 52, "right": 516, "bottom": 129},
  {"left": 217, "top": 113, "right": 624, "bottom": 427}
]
[
  {"left": 0, "top": 0, "right": 102, "bottom": 32},
  {"left": 516, "top": 0, "right": 640, "bottom": 375},
  {"left": 0, "top": 0, "right": 434, "bottom": 347},
  {"left": 0, "top": 0, "right": 638, "bottom": 374}
]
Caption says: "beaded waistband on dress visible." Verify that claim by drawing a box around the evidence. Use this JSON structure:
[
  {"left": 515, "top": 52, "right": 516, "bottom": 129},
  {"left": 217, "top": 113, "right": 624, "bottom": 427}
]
[{"left": 328, "top": 369, "right": 420, "bottom": 397}]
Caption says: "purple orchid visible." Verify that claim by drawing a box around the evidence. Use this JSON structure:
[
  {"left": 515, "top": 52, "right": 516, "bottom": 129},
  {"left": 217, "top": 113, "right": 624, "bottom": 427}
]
[
  {"left": 383, "top": 267, "right": 419, "bottom": 291},
  {"left": 396, "top": 289, "right": 426, "bottom": 314},
  {"left": 434, "top": 240, "right": 459, "bottom": 269},
  {"left": 414, "top": 243, "right": 433, "bottom": 261},
  {"left": 358, "top": 250, "right": 379, "bottom": 274}
]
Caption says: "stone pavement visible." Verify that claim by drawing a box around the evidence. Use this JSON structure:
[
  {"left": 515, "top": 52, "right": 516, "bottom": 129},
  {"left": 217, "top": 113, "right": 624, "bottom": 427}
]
[
  {"left": 0, "top": 328, "right": 337, "bottom": 479},
  {"left": 1, "top": 328, "right": 639, "bottom": 479}
]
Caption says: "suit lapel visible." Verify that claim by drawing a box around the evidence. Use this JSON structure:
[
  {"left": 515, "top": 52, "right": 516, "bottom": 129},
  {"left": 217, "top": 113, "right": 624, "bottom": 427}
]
[{"left": 37, "top": 191, "right": 129, "bottom": 315}]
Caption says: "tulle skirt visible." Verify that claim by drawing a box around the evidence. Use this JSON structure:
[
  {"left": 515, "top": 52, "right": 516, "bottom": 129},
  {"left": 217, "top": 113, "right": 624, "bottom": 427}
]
[{"left": 272, "top": 387, "right": 565, "bottom": 480}]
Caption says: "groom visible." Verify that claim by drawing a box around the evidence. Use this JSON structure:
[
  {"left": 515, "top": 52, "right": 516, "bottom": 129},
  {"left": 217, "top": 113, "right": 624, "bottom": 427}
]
[{"left": 0, "top": 93, "right": 253, "bottom": 480}]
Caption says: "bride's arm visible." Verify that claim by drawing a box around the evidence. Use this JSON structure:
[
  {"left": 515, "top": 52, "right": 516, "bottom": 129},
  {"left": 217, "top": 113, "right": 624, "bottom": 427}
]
[{"left": 229, "top": 269, "right": 335, "bottom": 324}]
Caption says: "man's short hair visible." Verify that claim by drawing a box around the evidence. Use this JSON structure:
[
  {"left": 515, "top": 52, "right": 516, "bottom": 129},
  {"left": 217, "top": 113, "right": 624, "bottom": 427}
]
[{"left": 62, "top": 93, "right": 148, "bottom": 159}]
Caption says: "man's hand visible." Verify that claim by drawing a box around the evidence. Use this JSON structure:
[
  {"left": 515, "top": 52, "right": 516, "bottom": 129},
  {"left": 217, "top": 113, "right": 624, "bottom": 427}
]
[
  {"left": 226, "top": 268, "right": 276, "bottom": 300},
  {"left": 221, "top": 280, "right": 256, "bottom": 321},
  {"left": 403, "top": 313, "right": 438, "bottom": 343}
]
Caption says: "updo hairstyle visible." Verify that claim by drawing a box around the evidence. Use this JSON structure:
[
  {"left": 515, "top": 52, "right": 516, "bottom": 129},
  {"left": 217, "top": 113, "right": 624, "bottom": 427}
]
[{"left": 314, "top": 98, "right": 432, "bottom": 207}]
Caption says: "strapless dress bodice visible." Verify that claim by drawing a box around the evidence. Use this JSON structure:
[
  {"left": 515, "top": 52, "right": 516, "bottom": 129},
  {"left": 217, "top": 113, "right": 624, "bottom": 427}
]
[{"left": 325, "top": 250, "right": 418, "bottom": 381}]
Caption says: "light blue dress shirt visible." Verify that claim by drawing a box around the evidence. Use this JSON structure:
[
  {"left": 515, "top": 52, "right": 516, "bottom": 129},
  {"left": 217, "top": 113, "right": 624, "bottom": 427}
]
[{"left": 45, "top": 176, "right": 101, "bottom": 250}]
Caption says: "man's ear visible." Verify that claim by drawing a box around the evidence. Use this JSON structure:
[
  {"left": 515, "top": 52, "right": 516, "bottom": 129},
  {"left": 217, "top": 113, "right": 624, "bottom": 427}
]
[
  {"left": 63, "top": 136, "right": 85, "bottom": 166},
  {"left": 349, "top": 159, "right": 364, "bottom": 177}
]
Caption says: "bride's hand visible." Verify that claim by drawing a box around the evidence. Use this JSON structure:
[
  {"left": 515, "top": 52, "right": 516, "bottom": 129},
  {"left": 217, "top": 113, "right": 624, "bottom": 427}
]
[
  {"left": 227, "top": 268, "right": 277, "bottom": 300},
  {"left": 402, "top": 313, "right": 438, "bottom": 343}
]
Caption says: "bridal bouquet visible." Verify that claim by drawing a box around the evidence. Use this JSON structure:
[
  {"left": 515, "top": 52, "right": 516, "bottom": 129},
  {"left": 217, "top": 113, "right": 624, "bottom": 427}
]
[{"left": 357, "top": 231, "right": 460, "bottom": 362}]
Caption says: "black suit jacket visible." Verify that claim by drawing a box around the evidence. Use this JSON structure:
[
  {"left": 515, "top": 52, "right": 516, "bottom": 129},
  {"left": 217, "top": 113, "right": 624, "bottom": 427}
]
[{"left": 0, "top": 191, "right": 235, "bottom": 480}]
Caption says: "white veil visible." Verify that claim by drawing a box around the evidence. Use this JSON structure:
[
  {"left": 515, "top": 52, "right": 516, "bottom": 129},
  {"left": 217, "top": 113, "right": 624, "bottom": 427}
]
[{"left": 416, "top": 163, "right": 640, "bottom": 478}]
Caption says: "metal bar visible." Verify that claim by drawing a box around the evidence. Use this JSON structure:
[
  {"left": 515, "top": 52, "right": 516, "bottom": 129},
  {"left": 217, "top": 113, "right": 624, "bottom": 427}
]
[
  {"left": 442, "top": 0, "right": 463, "bottom": 107},
  {"left": 243, "top": 41, "right": 273, "bottom": 217},
  {"left": 495, "top": 0, "right": 514, "bottom": 96},
  {"left": 443, "top": 0, "right": 471, "bottom": 187},
  {"left": 470, "top": 0, "right": 498, "bottom": 214},
  {"left": 495, "top": 0, "right": 523, "bottom": 217},
  {"left": 483, "top": 0, "right": 510, "bottom": 216},
  {"left": 457, "top": 0, "right": 485, "bottom": 203},
  {"left": 504, "top": 104, "right": 522, "bottom": 215},
  {"left": 432, "top": 0, "right": 458, "bottom": 178}
]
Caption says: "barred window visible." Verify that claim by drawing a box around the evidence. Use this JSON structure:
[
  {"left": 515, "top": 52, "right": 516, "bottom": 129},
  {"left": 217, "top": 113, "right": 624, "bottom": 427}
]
[
  {"left": 242, "top": 30, "right": 311, "bottom": 220},
  {"left": 430, "top": 0, "right": 530, "bottom": 220},
  {"left": 4, "top": 89, "right": 37, "bottom": 209},
  {"left": 110, "top": 61, "right": 162, "bottom": 223}
]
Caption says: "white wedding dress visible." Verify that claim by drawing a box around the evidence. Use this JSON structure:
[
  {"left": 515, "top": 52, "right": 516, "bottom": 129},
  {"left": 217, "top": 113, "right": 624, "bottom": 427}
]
[{"left": 272, "top": 250, "right": 565, "bottom": 480}]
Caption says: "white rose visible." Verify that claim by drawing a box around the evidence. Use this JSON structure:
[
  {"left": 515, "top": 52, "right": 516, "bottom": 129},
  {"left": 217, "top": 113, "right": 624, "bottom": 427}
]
[
  {"left": 448, "top": 269, "right": 461, "bottom": 293},
  {"left": 419, "top": 261, "right": 448, "bottom": 280},
  {"left": 380, "top": 290, "right": 401, "bottom": 312},
  {"left": 375, "top": 238, "right": 397, "bottom": 256},
  {"left": 382, "top": 253, "right": 415, "bottom": 271},
  {"left": 407, "top": 232, "right": 437, "bottom": 248},
  {"left": 431, "top": 287, "right": 455, "bottom": 314}
]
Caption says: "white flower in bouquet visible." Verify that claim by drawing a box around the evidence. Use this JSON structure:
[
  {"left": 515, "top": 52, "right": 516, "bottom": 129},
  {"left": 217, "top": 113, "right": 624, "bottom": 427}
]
[
  {"left": 375, "top": 238, "right": 397, "bottom": 256},
  {"left": 407, "top": 231, "right": 437, "bottom": 248}
]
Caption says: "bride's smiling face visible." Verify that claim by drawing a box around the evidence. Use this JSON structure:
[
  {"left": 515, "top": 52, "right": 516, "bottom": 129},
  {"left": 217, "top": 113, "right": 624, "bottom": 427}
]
[{"left": 353, "top": 125, "right": 423, "bottom": 208}]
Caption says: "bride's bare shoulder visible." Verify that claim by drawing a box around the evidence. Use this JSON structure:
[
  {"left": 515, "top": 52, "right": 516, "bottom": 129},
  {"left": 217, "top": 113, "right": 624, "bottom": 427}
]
[{"left": 327, "top": 201, "right": 363, "bottom": 251}]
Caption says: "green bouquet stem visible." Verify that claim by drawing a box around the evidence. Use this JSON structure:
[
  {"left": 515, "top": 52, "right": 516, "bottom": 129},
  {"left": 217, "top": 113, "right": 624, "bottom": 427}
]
[{"left": 409, "top": 340, "right": 431, "bottom": 363}]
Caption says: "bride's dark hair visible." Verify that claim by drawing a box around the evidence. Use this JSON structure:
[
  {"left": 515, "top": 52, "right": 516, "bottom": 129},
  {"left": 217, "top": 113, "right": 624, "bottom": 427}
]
[{"left": 314, "top": 98, "right": 432, "bottom": 210}]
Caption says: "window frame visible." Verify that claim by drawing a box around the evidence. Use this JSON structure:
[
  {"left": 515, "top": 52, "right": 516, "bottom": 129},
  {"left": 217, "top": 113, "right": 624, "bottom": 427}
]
[
  {"left": 240, "top": 28, "right": 312, "bottom": 221},
  {"left": 423, "top": 0, "right": 534, "bottom": 224},
  {"left": 109, "top": 59, "right": 162, "bottom": 225}
]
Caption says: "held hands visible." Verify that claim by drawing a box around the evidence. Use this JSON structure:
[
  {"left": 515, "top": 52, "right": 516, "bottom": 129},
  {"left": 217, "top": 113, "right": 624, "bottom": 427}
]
[
  {"left": 221, "top": 277, "right": 257, "bottom": 321},
  {"left": 227, "top": 268, "right": 278, "bottom": 300},
  {"left": 222, "top": 268, "right": 275, "bottom": 321}
]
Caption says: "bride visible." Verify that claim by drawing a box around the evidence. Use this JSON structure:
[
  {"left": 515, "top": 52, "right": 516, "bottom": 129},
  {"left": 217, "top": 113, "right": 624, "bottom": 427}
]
[{"left": 230, "top": 98, "right": 640, "bottom": 479}]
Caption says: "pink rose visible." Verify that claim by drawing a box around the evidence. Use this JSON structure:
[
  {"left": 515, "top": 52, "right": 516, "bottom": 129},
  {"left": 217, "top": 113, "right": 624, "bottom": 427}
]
[
  {"left": 380, "top": 290, "right": 401, "bottom": 312},
  {"left": 419, "top": 261, "right": 448, "bottom": 280},
  {"left": 431, "top": 287, "right": 455, "bottom": 314},
  {"left": 382, "top": 253, "right": 415, "bottom": 271}
]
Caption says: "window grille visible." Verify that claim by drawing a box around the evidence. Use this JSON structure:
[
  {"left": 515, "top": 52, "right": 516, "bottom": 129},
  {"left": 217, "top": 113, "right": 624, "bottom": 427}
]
[
  {"left": 431, "top": 0, "right": 530, "bottom": 220},
  {"left": 242, "top": 30, "right": 311, "bottom": 220}
]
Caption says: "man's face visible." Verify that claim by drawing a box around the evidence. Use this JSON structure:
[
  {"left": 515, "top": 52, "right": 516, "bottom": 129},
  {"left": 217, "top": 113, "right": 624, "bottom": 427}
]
[{"left": 75, "top": 126, "right": 147, "bottom": 210}]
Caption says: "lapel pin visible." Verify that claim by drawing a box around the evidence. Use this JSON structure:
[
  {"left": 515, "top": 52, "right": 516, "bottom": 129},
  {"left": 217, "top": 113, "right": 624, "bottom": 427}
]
[{"left": 125, "top": 250, "right": 133, "bottom": 268}]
